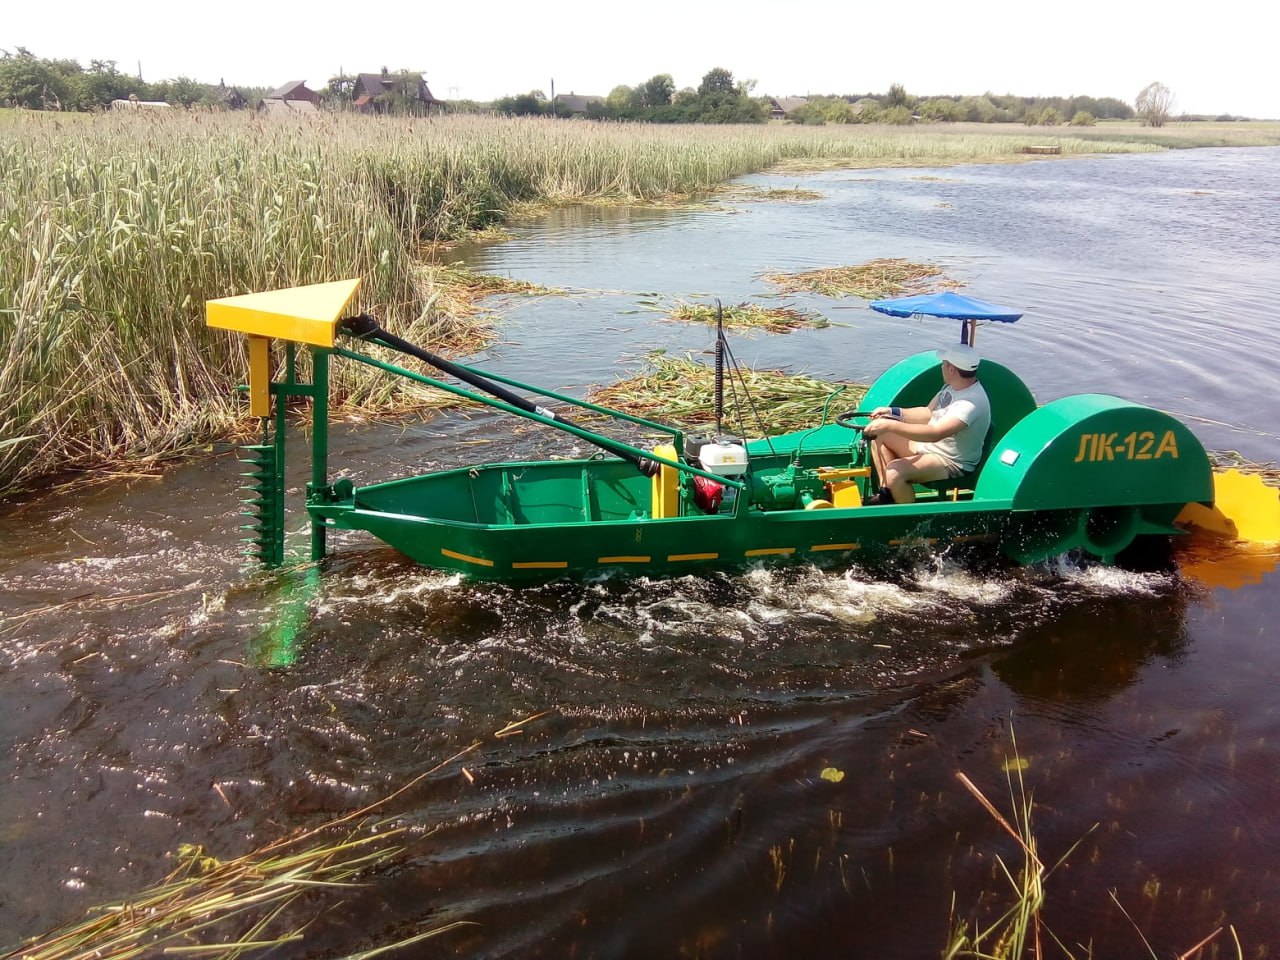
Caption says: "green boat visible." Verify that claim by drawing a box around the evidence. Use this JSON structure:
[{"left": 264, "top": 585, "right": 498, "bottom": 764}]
[{"left": 206, "top": 279, "right": 1278, "bottom": 583}]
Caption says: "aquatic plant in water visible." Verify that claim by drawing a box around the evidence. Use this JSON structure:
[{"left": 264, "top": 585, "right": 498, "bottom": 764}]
[{"left": 762, "top": 258, "right": 963, "bottom": 299}]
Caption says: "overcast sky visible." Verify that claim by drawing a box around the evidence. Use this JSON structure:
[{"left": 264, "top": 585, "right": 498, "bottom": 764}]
[{"left": 5, "top": 0, "right": 1277, "bottom": 119}]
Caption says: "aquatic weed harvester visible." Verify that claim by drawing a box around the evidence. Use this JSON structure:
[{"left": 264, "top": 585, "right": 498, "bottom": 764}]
[{"left": 207, "top": 279, "right": 1280, "bottom": 582}]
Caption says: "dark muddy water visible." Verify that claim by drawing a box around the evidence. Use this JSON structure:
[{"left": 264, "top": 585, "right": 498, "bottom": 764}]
[{"left": 3, "top": 147, "right": 1280, "bottom": 958}]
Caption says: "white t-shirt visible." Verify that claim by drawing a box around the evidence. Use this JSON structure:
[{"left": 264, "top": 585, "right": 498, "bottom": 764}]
[{"left": 913, "top": 380, "right": 991, "bottom": 472}]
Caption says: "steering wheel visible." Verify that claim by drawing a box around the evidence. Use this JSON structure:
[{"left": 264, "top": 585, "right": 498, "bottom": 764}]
[{"left": 834, "top": 410, "right": 869, "bottom": 431}]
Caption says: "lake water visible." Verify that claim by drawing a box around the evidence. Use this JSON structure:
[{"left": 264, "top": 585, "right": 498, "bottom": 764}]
[{"left": 2, "top": 146, "right": 1279, "bottom": 958}]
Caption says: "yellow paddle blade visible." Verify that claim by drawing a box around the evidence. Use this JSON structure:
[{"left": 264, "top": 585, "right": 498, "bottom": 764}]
[{"left": 1177, "top": 468, "right": 1280, "bottom": 544}]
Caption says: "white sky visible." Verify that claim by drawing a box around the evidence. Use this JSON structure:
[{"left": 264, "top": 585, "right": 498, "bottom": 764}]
[{"left": 5, "top": 0, "right": 1277, "bottom": 119}]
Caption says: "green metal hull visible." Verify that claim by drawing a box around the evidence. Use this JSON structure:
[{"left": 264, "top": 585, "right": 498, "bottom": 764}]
[
  {"left": 301, "top": 353, "right": 1214, "bottom": 584},
  {"left": 307, "top": 384, "right": 1213, "bottom": 583},
  {"left": 309, "top": 458, "right": 1014, "bottom": 582}
]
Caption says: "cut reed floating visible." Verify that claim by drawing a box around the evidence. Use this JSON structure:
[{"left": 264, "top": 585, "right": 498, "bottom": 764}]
[
  {"left": 762, "top": 258, "right": 962, "bottom": 299},
  {"left": 718, "top": 185, "right": 823, "bottom": 202},
  {"left": 1, "top": 746, "right": 480, "bottom": 960},
  {"left": 587, "top": 352, "right": 863, "bottom": 436},
  {"left": 666, "top": 301, "right": 829, "bottom": 334}
]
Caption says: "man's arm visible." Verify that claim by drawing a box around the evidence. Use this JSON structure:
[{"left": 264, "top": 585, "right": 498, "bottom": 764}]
[
  {"left": 866, "top": 413, "right": 966, "bottom": 443},
  {"left": 869, "top": 404, "right": 931, "bottom": 424}
]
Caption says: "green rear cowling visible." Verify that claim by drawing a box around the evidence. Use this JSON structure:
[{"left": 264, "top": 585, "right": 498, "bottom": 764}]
[{"left": 977, "top": 394, "right": 1213, "bottom": 562}]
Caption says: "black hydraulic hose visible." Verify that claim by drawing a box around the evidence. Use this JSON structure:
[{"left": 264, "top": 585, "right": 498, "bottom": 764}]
[{"left": 339, "top": 314, "right": 656, "bottom": 473}]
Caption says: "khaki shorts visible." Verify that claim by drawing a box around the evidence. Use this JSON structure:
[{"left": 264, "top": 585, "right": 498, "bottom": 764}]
[{"left": 909, "top": 441, "right": 967, "bottom": 478}]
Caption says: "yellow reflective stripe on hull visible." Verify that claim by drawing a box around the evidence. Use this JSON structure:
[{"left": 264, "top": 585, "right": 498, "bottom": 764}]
[{"left": 441, "top": 548, "right": 494, "bottom": 567}]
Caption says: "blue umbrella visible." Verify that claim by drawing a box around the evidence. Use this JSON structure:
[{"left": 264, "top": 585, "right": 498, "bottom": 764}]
[{"left": 869, "top": 291, "right": 1023, "bottom": 345}]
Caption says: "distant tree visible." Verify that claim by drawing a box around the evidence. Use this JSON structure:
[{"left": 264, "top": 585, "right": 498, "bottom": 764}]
[
  {"left": 698, "top": 67, "right": 735, "bottom": 97},
  {"left": 918, "top": 97, "right": 962, "bottom": 121},
  {"left": 157, "top": 76, "right": 210, "bottom": 108},
  {"left": 1038, "top": 106, "right": 1063, "bottom": 125},
  {"left": 1093, "top": 96, "right": 1134, "bottom": 120},
  {"left": 957, "top": 95, "right": 998, "bottom": 123},
  {"left": 0, "top": 49, "right": 69, "bottom": 109},
  {"left": 493, "top": 91, "right": 545, "bottom": 116},
  {"left": 639, "top": 73, "right": 674, "bottom": 107},
  {"left": 1069, "top": 110, "right": 1096, "bottom": 126},
  {"left": 885, "top": 83, "right": 911, "bottom": 108},
  {"left": 64, "top": 59, "right": 145, "bottom": 110},
  {"left": 326, "top": 72, "right": 355, "bottom": 104},
  {"left": 605, "top": 84, "right": 634, "bottom": 115},
  {"left": 1135, "top": 81, "right": 1174, "bottom": 127},
  {"left": 880, "top": 104, "right": 913, "bottom": 124}
]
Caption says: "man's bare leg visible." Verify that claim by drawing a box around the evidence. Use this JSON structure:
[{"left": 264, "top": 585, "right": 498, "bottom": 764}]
[
  {"left": 883, "top": 453, "right": 953, "bottom": 504},
  {"left": 870, "top": 434, "right": 913, "bottom": 498}
]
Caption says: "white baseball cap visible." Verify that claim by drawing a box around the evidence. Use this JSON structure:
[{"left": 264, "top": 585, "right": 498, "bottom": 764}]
[{"left": 937, "top": 344, "right": 980, "bottom": 372}]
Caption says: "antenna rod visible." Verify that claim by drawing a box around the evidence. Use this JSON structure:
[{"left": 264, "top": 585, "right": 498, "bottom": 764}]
[{"left": 714, "top": 299, "right": 725, "bottom": 438}]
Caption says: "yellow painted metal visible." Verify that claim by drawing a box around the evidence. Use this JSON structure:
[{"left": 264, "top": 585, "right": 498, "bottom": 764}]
[
  {"left": 816, "top": 466, "right": 872, "bottom": 481},
  {"left": 441, "top": 547, "right": 493, "bottom": 567},
  {"left": 247, "top": 336, "right": 272, "bottom": 417},
  {"left": 804, "top": 499, "right": 834, "bottom": 510},
  {"left": 206, "top": 278, "right": 361, "bottom": 347},
  {"left": 1177, "top": 468, "right": 1280, "bottom": 543},
  {"left": 830, "top": 481, "right": 863, "bottom": 508},
  {"left": 1175, "top": 501, "right": 1237, "bottom": 539},
  {"left": 650, "top": 444, "right": 680, "bottom": 519}
]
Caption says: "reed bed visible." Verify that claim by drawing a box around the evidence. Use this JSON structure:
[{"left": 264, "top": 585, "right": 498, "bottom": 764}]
[
  {"left": 666, "top": 300, "right": 829, "bottom": 333},
  {"left": 588, "top": 352, "right": 862, "bottom": 435},
  {"left": 0, "top": 111, "right": 1213, "bottom": 494},
  {"left": 763, "top": 258, "right": 961, "bottom": 299}
]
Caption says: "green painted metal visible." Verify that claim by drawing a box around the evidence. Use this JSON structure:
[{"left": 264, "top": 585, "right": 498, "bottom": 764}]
[
  {"left": 332, "top": 346, "right": 743, "bottom": 491},
  {"left": 976, "top": 394, "right": 1213, "bottom": 509},
  {"left": 216, "top": 326, "right": 1216, "bottom": 581},
  {"left": 304, "top": 347, "right": 1216, "bottom": 578},
  {"left": 309, "top": 450, "right": 1019, "bottom": 583},
  {"left": 239, "top": 436, "right": 283, "bottom": 567},
  {"left": 309, "top": 348, "right": 330, "bottom": 562},
  {"left": 975, "top": 394, "right": 1213, "bottom": 563}
]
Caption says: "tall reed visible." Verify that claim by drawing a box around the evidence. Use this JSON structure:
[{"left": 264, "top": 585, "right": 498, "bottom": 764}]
[{"left": 0, "top": 111, "right": 1177, "bottom": 493}]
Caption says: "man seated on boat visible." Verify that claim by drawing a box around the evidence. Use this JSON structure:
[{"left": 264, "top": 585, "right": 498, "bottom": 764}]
[{"left": 862, "top": 345, "right": 991, "bottom": 505}]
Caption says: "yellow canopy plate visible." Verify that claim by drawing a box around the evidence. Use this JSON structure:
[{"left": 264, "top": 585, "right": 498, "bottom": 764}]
[{"left": 206, "top": 278, "right": 362, "bottom": 347}]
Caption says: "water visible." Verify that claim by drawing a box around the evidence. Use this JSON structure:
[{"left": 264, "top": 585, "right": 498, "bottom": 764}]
[{"left": 2, "top": 147, "right": 1279, "bottom": 958}]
